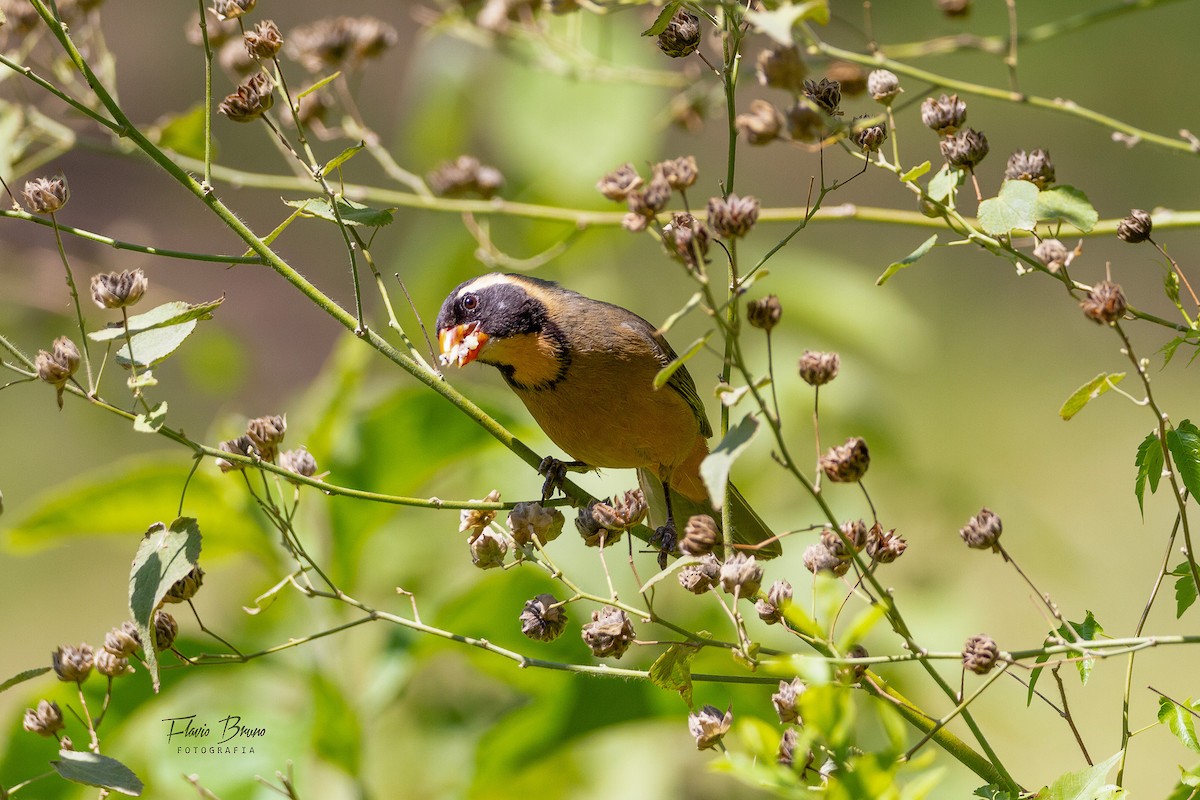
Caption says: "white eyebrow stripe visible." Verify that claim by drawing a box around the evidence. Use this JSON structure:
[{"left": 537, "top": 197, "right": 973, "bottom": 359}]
[{"left": 457, "top": 274, "right": 512, "bottom": 296}]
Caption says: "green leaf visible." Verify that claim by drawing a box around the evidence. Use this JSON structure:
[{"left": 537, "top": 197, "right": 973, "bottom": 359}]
[
  {"left": 1035, "top": 185, "right": 1098, "bottom": 232},
  {"left": 877, "top": 234, "right": 938, "bottom": 286},
  {"left": 1157, "top": 695, "right": 1200, "bottom": 753},
  {"left": 1167, "top": 420, "right": 1200, "bottom": 502},
  {"left": 1058, "top": 372, "right": 1125, "bottom": 421},
  {"left": 700, "top": 414, "right": 760, "bottom": 511},
  {"left": 128, "top": 517, "right": 202, "bottom": 692},
  {"left": 977, "top": 180, "right": 1039, "bottom": 235},
  {"left": 836, "top": 603, "right": 885, "bottom": 654},
  {"left": 648, "top": 641, "right": 700, "bottom": 707},
  {"left": 133, "top": 400, "right": 168, "bottom": 433},
  {"left": 0, "top": 666, "right": 50, "bottom": 694},
  {"left": 658, "top": 291, "right": 703, "bottom": 335},
  {"left": 1027, "top": 649, "right": 1051, "bottom": 706},
  {"left": 744, "top": 1, "right": 830, "bottom": 46},
  {"left": 975, "top": 783, "right": 1015, "bottom": 798},
  {"left": 115, "top": 320, "right": 197, "bottom": 369},
  {"left": 1169, "top": 562, "right": 1198, "bottom": 617},
  {"left": 1066, "top": 610, "right": 1103, "bottom": 685},
  {"left": 652, "top": 333, "right": 711, "bottom": 390},
  {"left": 90, "top": 298, "right": 224, "bottom": 342},
  {"left": 284, "top": 196, "right": 396, "bottom": 227},
  {"left": 1034, "top": 751, "right": 1120, "bottom": 800},
  {"left": 153, "top": 104, "right": 208, "bottom": 161},
  {"left": 1166, "top": 764, "right": 1200, "bottom": 800},
  {"left": 297, "top": 72, "right": 340, "bottom": 99},
  {"left": 641, "top": 1, "right": 681, "bottom": 36},
  {"left": 322, "top": 142, "right": 364, "bottom": 175},
  {"left": 52, "top": 750, "right": 144, "bottom": 796},
  {"left": 1135, "top": 432, "right": 1164, "bottom": 515},
  {"left": 927, "top": 164, "right": 964, "bottom": 202},
  {"left": 900, "top": 161, "right": 931, "bottom": 183}
]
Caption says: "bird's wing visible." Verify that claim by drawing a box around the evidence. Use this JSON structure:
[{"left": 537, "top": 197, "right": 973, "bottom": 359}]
[{"left": 616, "top": 311, "right": 713, "bottom": 440}]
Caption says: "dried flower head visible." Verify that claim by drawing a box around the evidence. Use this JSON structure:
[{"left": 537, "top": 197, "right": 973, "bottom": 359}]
[
  {"left": 154, "top": 610, "right": 178, "bottom": 651},
  {"left": 707, "top": 193, "right": 760, "bottom": 239},
  {"left": 216, "top": 435, "right": 255, "bottom": 472},
  {"left": 803, "top": 77, "right": 842, "bottom": 116},
  {"left": 581, "top": 606, "right": 635, "bottom": 658},
  {"left": 822, "top": 519, "right": 868, "bottom": 558},
  {"left": 1004, "top": 149, "right": 1055, "bottom": 189},
  {"left": 688, "top": 705, "right": 732, "bottom": 750},
  {"left": 1081, "top": 280, "right": 1127, "bottom": 325},
  {"left": 218, "top": 72, "right": 275, "bottom": 122},
  {"left": 940, "top": 127, "right": 989, "bottom": 170},
  {"left": 747, "top": 295, "right": 782, "bottom": 332},
  {"left": 90, "top": 269, "right": 148, "bottom": 309},
  {"left": 867, "top": 69, "right": 902, "bottom": 104},
  {"left": 460, "top": 489, "right": 502, "bottom": 537},
  {"left": 657, "top": 8, "right": 700, "bottom": 58},
  {"left": 826, "top": 60, "right": 867, "bottom": 96},
  {"left": 851, "top": 115, "right": 887, "bottom": 153},
  {"left": 596, "top": 163, "right": 642, "bottom": 201},
  {"left": 756, "top": 45, "right": 807, "bottom": 93},
  {"left": 429, "top": 155, "right": 504, "bottom": 199},
  {"left": 590, "top": 489, "right": 648, "bottom": 531},
  {"left": 657, "top": 155, "right": 698, "bottom": 191},
  {"left": 244, "top": 19, "right": 283, "bottom": 59},
  {"left": 772, "top": 677, "right": 805, "bottom": 723},
  {"left": 576, "top": 501, "right": 622, "bottom": 547},
  {"left": 778, "top": 727, "right": 800, "bottom": 767},
  {"left": 53, "top": 644, "right": 94, "bottom": 683},
  {"left": 1033, "top": 238, "right": 1071, "bottom": 273},
  {"left": 1117, "top": 209, "right": 1153, "bottom": 244},
  {"left": 938, "top": 0, "right": 972, "bottom": 17},
  {"left": 23, "top": 700, "right": 65, "bottom": 737},
  {"left": 23, "top": 175, "right": 70, "bottom": 214},
  {"left": 104, "top": 622, "right": 140, "bottom": 657},
  {"left": 279, "top": 446, "right": 319, "bottom": 482},
  {"left": 507, "top": 502, "right": 565, "bottom": 546},
  {"left": 680, "top": 514, "right": 719, "bottom": 557},
  {"left": 211, "top": 0, "right": 255, "bottom": 21},
  {"left": 756, "top": 579, "right": 793, "bottom": 624},
  {"left": 162, "top": 564, "right": 205, "bottom": 604},
  {"left": 288, "top": 16, "right": 398, "bottom": 72},
  {"left": 963, "top": 633, "right": 1000, "bottom": 674},
  {"left": 469, "top": 526, "right": 507, "bottom": 570},
  {"left": 219, "top": 38, "right": 259, "bottom": 76},
  {"left": 803, "top": 541, "right": 849, "bottom": 576},
  {"left": 663, "top": 212, "right": 710, "bottom": 271},
  {"left": 866, "top": 523, "right": 908, "bottom": 563},
  {"left": 678, "top": 554, "right": 720, "bottom": 594},
  {"left": 820, "top": 437, "right": 870, "bottom": 483},
  {"left": 787, "top": 100, "right": 824, "bottom": 143},
  {"left": 520, "top": 594, "right": 568, "bottom": 642},
  {"left": 246, "top": 414, "right": 287, "bottom": 462},
  {"left": 798, "top": 350, "right": 840, "bottom": 386},
  {"left": 960, "top": 507, "right": 1003, "bottom": 552},
  {"left": 719, "top": 552, "right": 763, "bottom": 598},
  {"left": 35, "top": 336, "right": 81, "bottom": 409},
  {"left": 921, "top": 94, "right": 967, "bottom": 136},
  {"left": 736, "top": 99, "right": 785, "bottom": 145},
  {"left": 94, "top": 648, "right": 130, "bottom": 678}
]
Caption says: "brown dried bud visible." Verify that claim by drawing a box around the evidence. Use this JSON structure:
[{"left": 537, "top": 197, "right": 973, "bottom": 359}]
[
  {"left": 640, "top": 170, "right": 672, "bottom": 214},
  {"left": 846, "top": 644, "right": 870, "bottom": 681},
  {"left": 658, "top": 155, "right": 698, "bottom": 191},
  {"left": 94, "top": 648, "right": 130, "bottom": 678},
  {"left": 23, "top": 700, "right": 65, "bottom": 737},
  {"left": 460, "top": 489, "right": 501, "bottom": 538},
  {"left": 218, "top": 72, "right": 275, "bottom": 122},
  {"left": 162, "top": 564, "right": 204, "bottom": 604},
  {"left": 803, "top": 542, "right": 849, "bottom": 577},
  {"left": 244, "top": 19, "right": 283, "bottom": 59},
  {"left": 104, "top": 621, "right": 140, "bottom": 657},
  {"left": 216, "top": 435, "right": 256, "bottom": 472},
  {"left": 707, "top": 193, "right": 759, "bottom": 239},
  {"left": 591, "top": 489, "right": 647, "bottom": 531},
  {"left": 657, "top": 8, "right": 700, "bottom": 59},
  {"left": 798, "top": 350, "right": 840, "bottom": 386},
  {"left": 960, "top": 507, "right": 1002, "bottom": 552},
  {"left": 469, "top": 527, "right": 507, "bottom": 570},
  {"left": 803, "top": 77, "right": 841, "bottom": 116},
  {"left": 736, "top": 99, "right": 785, "bottom": 145},
  {"left": 867, "top": 69, "right": 902, "bottom": 104},
  {"left": 1033, "top": 238, "right": 1071, "bottom": 273},
  {"left": 938, "top": 0, "right": 972, "bottom": 17},
  {"left": 53, "top": 644, "right": 94, "bottom": 683},
  {"left": 22, "top": 175, "right": 70, "bottom": 214},
  {"left": 507, "top": 502, "right": 565, "bottom": 546},
  {"left": 826, "top": 61, "right": 867, "bottom": 96},
  {"left": 820, "top": 437, "right": 870, "bottom": 483},
  {"left": 680, "top": 514, "right": 719, "bottom": 557},
  {"left": 778, "top": 727, "right": 799, "bottom": 767},
  {"left": 1004, "top": 149, "right": 1055, "bottom": 189},
  {"left": 787, "top": 100, "right": 824, "bottom": 143},
  {"left": 963, "top": 633, "right": 1000, "bottom": 675},
  {"left": 211, "top": 0, "right": 255, "bottom": 21},
  {"left": 581, "top": 606, "right": 635, "bottom": 659},
  {"left": 719, "top": 552, "right": 763, "bottom": 598},
  {"left": 866, "top": 523, "right": 908, "bottom": 563},
  {"left": 940, "top": 127, "right": 989, "bottom": 170},
  {"left": 91, "top": 269, "right": 148, "bottom": 309},
  {"left": 279, "top": 446, "right": 319, "bottom": 482},
  {"left": 153, "top": 610, "right": 178, "bottom": 651},
  {"left": 771, "top": 677, "right": 805, "bottom": 723},
  {"left": 756, "top": 579, "right": 793, "bottom": 624},
  {"left": 622, "top": 212, "right": 649, "bottom": 233},
  {"left": 921, "top": 94, "right": 967, "bottom": 136},
  {"left": 288, "top": 16, "right": 398, "bottom": 72},
  {"left": 851, "top": 115, "right": 887, "bottom": 153},
  {"left": 821, "top": 519, "right": 868, "bottom": 558},
  {"left": 663, "top": 212, "right": 710, "bottom": 271},
  {"left": 35, "top": 336, "right": 81, "bottom": 408},
  {"left": 520, "top": 593, "right": 568, "bottom": 642},
  {"left": 1080, "top": 280, "right": 1127, "bottom": 325},
  {"left": 246, "top": 414, "right": 286, "bottom": 462},
  {"left": 746, "top": 295, "right": 782, "bottom": 332},
  {"left": 1117, "top": 209, "right": 1152, "bottom": 244},
  {"left": 577, "top": 501, "right": 622, "bottom": 547},
  {"left": 757, "top": 45, "right": 807, "bottom": 93},
  {"left": 596, "top": 163, "right": 642, "bottom": 201},
  {"left": 688, "top": 704, "right": 732, "bottom": 750},
  {"left": 678, "top": 554, "right": 720, "bottom": 594},
  {"left": 429, "top": 155, "right": 504, "bottom": 199}
]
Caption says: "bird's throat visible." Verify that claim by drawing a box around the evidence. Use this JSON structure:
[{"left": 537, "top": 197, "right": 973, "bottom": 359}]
[{"left": 483, "top": 331, "right": 570, "bottom": 391}]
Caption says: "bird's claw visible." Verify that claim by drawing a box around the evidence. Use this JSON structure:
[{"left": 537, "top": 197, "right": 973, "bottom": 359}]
[
  {"left": 538, "top": 457, "right": 568, "bottom": 502},
  {"left": 649, "top": 521, "right": 678, "bottom": 571}
]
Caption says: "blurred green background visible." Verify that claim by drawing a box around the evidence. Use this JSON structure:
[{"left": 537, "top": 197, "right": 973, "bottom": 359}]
[{"left": 1, "top": 0, "right": 1199, "bottom": 796}]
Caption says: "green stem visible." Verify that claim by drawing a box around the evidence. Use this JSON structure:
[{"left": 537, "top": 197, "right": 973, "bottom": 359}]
[
  {"left": 49, "top": 212, "right": 95, "bottom": 393},
  {"left": 195, "top": 0, "right": 213, "bottom": 187}
]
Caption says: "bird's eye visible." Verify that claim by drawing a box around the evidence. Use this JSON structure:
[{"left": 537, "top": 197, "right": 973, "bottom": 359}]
[{"left": 461, "top": 294, "right": 479, "bottom": 312}]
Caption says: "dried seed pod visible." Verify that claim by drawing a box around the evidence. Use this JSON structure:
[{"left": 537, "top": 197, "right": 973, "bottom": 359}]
[
  {"left": 53, "top": 644, "right": 95, "bottom": 683},
  {"left": 707, "top": 193, "right": 760, "bottom": 239},
  {"left": 22, "top": 175, "right": 70, "bottom": 214},
  {"left": 867, "top": 69, "right": 901, "bottom": 104},
  {"left": 826, "top": 60, "right": 867, "bottom": 96},
  {"left": 581, "top": 606, "right": 635, "bottom": 658},
  {"left": 211, "top": 0, "right": 255, "bottom": 21},
  {"left": 921, "top": 94, "right": 967, "bottom": 136},
  {"left": 596, "top": 163, "right": 642, "bottom": 201},
  {"left": 94, "top": 648, "right": 130, "bottom": 678},
  {"left": 161, "top": 564, "right": 205, "bottom": 605},
  {"left": 718, "top": 552, "right": 763, "bottom": 598},
  {"left": 657, "top": 8, "right": 701, "bottom": 58},
  {"left": 820, "top": 437, "right": 870, "bottom": 483},
  {"left": 246, "top": 414, "right": 287, "bottom": 462},
  {"left": 1033, "top": 238, "right": 1070, "bottom": 273},
  {"left": 940, "top": 127, "right": 989, "bottom": 170},
  {"left": 771, "top": 677, "right": 805, "bottom": 723},
  {"left": 153, "top": 610, "right": 178, "bottom": 651},
  {"left": 747, "top": 295, "right": 782, "bottom": 332},
  {"left": 678, "top": 554, "right": 720, "bottom": 594},
  {"left": 22, "top": 700, "right": 65, "bottom": 737},
  {"left": 963, "top": 633, "right": 1000, "bottom": 674},
  {"left": 798, "top": 350, "right": 840, "bottom": 386},
  {"left": 803, "top": 541, "right": 849, "bottom": 576},
  {"left": 688, "top": 704, "right": 732, "bottom": 750},
  {"left": 851, "top": 115, "right": 887, "bottom": 153},
  {"left": 216, "top": 435, "right": 256, "bottom": 472},
  {"left": 735, "top": 99, "right": 785, "bottom": 145},
  {"left": 507, "top": 502, "right": 565, "bottom": 546},
  {"left": 218, "top": 72, "right": 275, "bottom": 122},
  {"left": 866, "top": 523, "right": 907, "bottom": 563},
  {"left": 469, "top": 526, "right": 508, "bottom": 570},
  {"left": 288, "top": 16, "right": 398, "bottom": 72},
  {"left": 519, "top": 594, "right": 568, "bottom": 642},
  {"left": 576, "top": 501, "right": 622, "bottom": 547},
  {"left": 663, "top": 212, "right": 710, "bottom": 271},
  {"left": 959, "top": 507, "right": 1003, "bottom": 552},
  {"left": 90, "top": 269, "right": 148, "bottom": 309},
  {"left": 680, "top": 514, "right": 719, "bottom": 557},
  {"left": 279, "top": 447, "right": 318, "bottom": 482},
  {"left": 756, "top": 579, "right": 793, "bottom": 624},
  {"left": 1117, "top": 209, "right": 1152, "bottom": 244},
  {"left": 803, "top": 77, "right": 841, "bottom": 116},
  {"left": 787, "top": 100, "right": 824, "bottom": 143},
  {"left": 244, "top": 19, "right": 283, "bottom": 59},
  {"left": 35, "top": 336, "right": 81, "bottom": 409},
  {"left": 657, "top": 155, "right": 698, "bottom": 191},
  {"left": 1004, "top": 149, "right": 1055, "bottom": 189},
  {"left": 429, "top": 155, "right": 505, "bottom": 199},
  {"left": 756, "top": 45, "right": 807, "bottom": 93},
  {"left": 1080, "top": 281, "right": 1127, "bottom": 325},
  {"left": 104, "top": 622, "right": 141, "bottom": 657}
]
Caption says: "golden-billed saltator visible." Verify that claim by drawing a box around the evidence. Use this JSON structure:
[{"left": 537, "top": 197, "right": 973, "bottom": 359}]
[{"left": 436, "top": 272, "right": 779, "bottom": 558}]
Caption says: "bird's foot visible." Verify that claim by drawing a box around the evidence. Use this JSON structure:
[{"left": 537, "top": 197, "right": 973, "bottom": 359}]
[
  {"left": 537, "top": 457, "right": 589, "bottom": 502},
  {"left": 649, "top": 520, "right": 678, "bottom": 570}
]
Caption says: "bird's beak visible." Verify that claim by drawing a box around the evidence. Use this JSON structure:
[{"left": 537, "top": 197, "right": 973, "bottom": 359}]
[{"left": 438, "top": 322, "right": 489, "bottom": 367}]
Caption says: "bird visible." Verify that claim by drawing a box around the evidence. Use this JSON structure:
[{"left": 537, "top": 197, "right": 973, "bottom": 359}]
[{"left": 435, "top": 272, "right": 780, "bottom": 559}]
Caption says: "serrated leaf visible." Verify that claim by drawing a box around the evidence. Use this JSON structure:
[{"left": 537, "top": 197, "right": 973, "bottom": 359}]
[
  {"left": 1035, "top": 185, "right": 1098, "bottom": 232},
  {"left": 700, "top": 414, "right": 760, "bottom": 511},
  {"left": 648, "top": 641, "right": 701, "bottom": 706},
  {"left": 322, "top": 142, "right": 364, "bottom": 175},
  {"left": 653, "top": 333, "right": 711, "bottom": 390},
  {"left": 52, "top": 750, "right": 144, "bottom": 796},
  {"left": 0, "top": 666, "right": 50, "bottom": 694},
  {"left": 129, "top": 517, "right": 202, "bottom": 692},
  {"left": 153, "top": 104, "right": 208, "bottom": 161},
  {"left": 1067, "top": 610, "right": 1103, "bottom": 685},
  {"left": 877, "top": 234, "right": 937, "bottom": 285},
  {"left": 133, "top": 401, "right": 167, "bottom": 433},
  {"left": 284, "top": 196, "right": 396, "bottom": 228},
  {"left": 1059, "top": 372, "right": 1125, "bottom": 421},
  {"left": 1170, "top": 562, "right": 1198, "bottom": 617},
  {"left": 1135, "top": 432, "right": 1164, "bottom": 515},
  {"left": 1035, "top": 751, "right": 1121, "bottom": 800},
  {"left": 641, "top": 1, "right": 681, "bottom": 36},
  {"left": 1158, "top": 696, "right": 1200, "bottom": 753},
  {"left": 974, "top": 784, "right": 1014, "bottom": 800},
  {"left": 927, "top": 164, "right": 963, "bottom": 203},
  {"left": 900, "top": 161, "right": 931, "bottom": 183},
  {"left": 90, "top": 298, "right": 224, "bottom": 342},
  {"left": 114, "top": 320, "right": 196, "bottom": 368},
  {"left": 978, "top": 180, "right": 1039, "bottom": 235},
  {"left": 744, "top": 1, "right": 830, "bottom": 45},
  {"left": 1167, "top": 420, "right": 1200, "bottom": 502}
]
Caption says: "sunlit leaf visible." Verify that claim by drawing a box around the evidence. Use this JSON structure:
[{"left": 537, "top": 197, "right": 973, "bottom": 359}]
[
  {"left": 153, "top": 104, "right": 208, "bottom": 161},
  {"left": 977, "top": 180, "right": 1038, "bottom": 235},
  {"left": 653, "top": 333, "right": 710, "bottom": 390},
  {"left": 322, "top": 142, "right": 364, "bottom": 175},
  {"left": 1134, "top": 432, "right": 1164, "bottom": 515},
  {"left": 1058, "top": 372, "right": 1125, "bottom": 421},
  {"left": 133, "top": 400, "right": 168, "bottom": 433},
  {"left": 927, "top": 165, "right": 963, "bottom": 202},
  {"left": 641, "top": 1, "right": 681, "bottom": 36},
  {"left": 128, "top": 517, "right": 202, "bottom": 691},
  {"left": 1166, "top": 420, "right": 1200, "bottom": 502},
  {"left": 1157, "top": 695, "right": 1200, "bottom": 753},
  {"left": 1035, "top": 185, "right": 1098, "bottom": 232},
  {"left": 0, "top": 666, "right": 50, "bottom": 694},
  {"left": 52, "top": 750, "right": 144, "bottom": 796},
  {"left": 115, "top": 320, "right": 197, "bottom": 368},
  {"left": 700, "top": 414, "right": 760, "bottom": 510},
  {"left": 745, "top": 1, "right": 830, "bottom": 46},
  {"left": 90, "top": 298, "right": 223, "bottom": 342},
  {"left": 900, "top": 161, "right": 931, "bottom": 183},
  {"left": 877, "top": 234, "right": 937, "bottom": 285},
  {"left": 648, "top": 641, "right": 700, "bottom": 707},
  {"left": 1170, "top": 562, "right": 1198, "bottom": 617},
  {"left": 1033, "top": 751, "right": 1121, "bottom": 800},
  {"left": 284, "top": 196, "right": 396, "bottom": 227}
]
